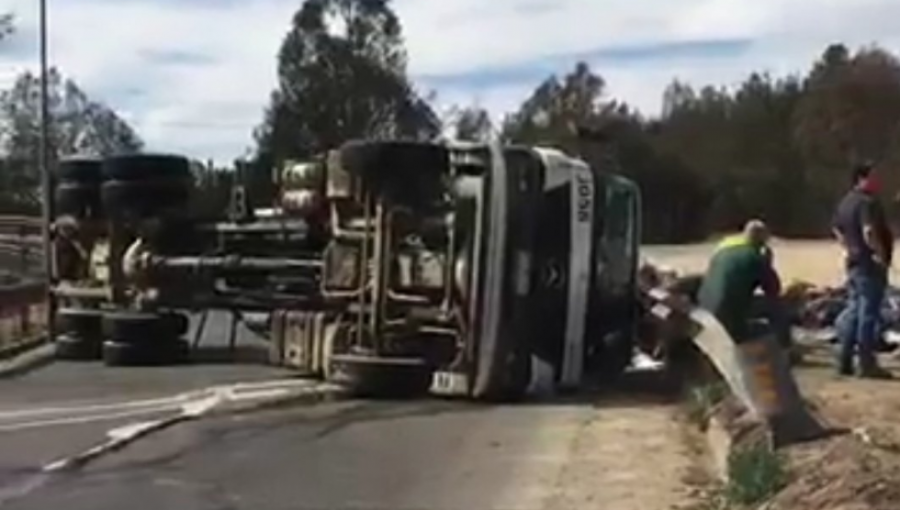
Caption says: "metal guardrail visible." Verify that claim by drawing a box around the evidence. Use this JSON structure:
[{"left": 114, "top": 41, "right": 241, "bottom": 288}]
[
  {"left": 645, "top": 286, "right": 827, "bottom": 447},
  {"left": 0, "top": 215, "right": 48, "bottom": 356},
  {"left": 0, "top": 281, "right": 47, "bottom": 357}
]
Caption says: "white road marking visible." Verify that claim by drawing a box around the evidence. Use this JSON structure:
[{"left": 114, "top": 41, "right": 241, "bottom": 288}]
[
  {"left": 40, "top": 381, "right": 345, "bottom": 473},
  {"left": 0, "top": 378, "right": 328, "bottom": 432}
]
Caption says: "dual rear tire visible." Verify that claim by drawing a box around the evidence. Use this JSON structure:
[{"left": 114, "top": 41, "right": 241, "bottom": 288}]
[
  {"left": 55, "top": 309, "right": 190, "bottom": 366},
  {"left": 55, "top": 154, "right": 194, "bottom": 221},
  {"left": 55, "top": 308, "right": 104, "bottom": 361},
  {"left": 101, "top": 311, "right": 190, "bottom": 366}
]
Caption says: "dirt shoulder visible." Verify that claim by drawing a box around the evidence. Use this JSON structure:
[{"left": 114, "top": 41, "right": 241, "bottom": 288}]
[
  {"left": 648, "top": 240, "right": 900, "bottom": 510},
  {"left": 764, "top": 343, "right": 900, "bottom": 510}
]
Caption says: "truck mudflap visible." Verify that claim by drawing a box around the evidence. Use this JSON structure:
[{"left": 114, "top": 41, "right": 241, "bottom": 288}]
[{"left": 648, "top": 288, "right": 828, "bottom": 447}]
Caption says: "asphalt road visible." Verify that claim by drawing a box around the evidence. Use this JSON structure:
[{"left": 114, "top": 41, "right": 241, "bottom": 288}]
[
  {"left": 0, "top": 392, "right": 698, "bottom": 510},
  {"left": 0, "top": 312, "right": 703, "bottom": 510},
  {"left": 0, "top": 311, "right": 292, "bottom": 408}
]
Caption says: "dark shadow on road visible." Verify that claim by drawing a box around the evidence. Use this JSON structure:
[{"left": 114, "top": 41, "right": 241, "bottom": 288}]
[{"left": 187, "top": 345, "right": 271, "bottom": 365}]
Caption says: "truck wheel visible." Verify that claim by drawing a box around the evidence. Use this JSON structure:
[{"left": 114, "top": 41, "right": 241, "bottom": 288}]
[
  {"left": 101, "top": 154, "right": 192, "bottom": 181},
  {"left": 57, "top": 156, "right": 103, "bottom": 183},
  {"left": 57, "top": 308, "right": 104, "bottom": 343},
  {"left": 329, "top": 354, "right": 432, "bottom": 398},
  {"left": 492, "top": 350, "right": 533, "bottom": 402},
  {"left": 596, "top": 331, "right": 634, "bottom": 384},
  {"left": 338, "top": 141, "right": 448, "bottom": 210},
  {"left": 56, "top": 334, "right": 102, "bottom": 361},
  {"left": 103, "top": 311, "right": 179, "bottom": 343},
  {"left": 102, "top": 338, "right": 190, "bottom": 367},
  {"left": 55, "top": 182, "right": 102, "bottom": 219},
  {"left": 160, "top": 312, "right": 190, "bottom": 337}
]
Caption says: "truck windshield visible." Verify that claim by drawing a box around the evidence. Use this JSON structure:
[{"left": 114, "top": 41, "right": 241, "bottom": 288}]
[{"left": 602, "top": 176, "right": 640, "bottom": 287}]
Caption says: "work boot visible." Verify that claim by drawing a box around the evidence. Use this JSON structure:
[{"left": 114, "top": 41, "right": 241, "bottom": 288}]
[
  {"left": 859, "top": 365, "right": 894, "bottom": 380},
  {"left": 836, "top": 352, "right": 855, "bottom": 377},
  {"left": 837, "top": 366, "right": 855, "bottom": 377}
]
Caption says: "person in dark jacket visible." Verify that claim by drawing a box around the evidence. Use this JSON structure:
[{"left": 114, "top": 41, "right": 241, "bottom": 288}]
[
  {"left": 832, "top": 163, "right": 894, "bottom": 379},
  {"left": 698, "top": 220, "right": 785, "bottom": 345}
]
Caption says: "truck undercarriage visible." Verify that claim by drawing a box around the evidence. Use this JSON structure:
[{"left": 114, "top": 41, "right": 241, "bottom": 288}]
[{"left": 49, "top": 139, "right": 649, "bottom": 400}]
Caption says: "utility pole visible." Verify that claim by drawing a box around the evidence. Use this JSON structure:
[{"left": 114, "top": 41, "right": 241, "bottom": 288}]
[{"left": 39, "top": 0, "right": 56, "bottom": 344}]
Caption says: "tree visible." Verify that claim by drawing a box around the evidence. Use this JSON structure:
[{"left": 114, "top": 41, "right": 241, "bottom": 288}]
[
  {"left": 502, "top": 62, "right": 610, "bottom": 153},
  {"left": 0, "top": 67, "right": 143, "bottom": 209},
  {"left": 791, "top": 45, "right": 900, "bottom": 231},
  {"left": 253, "top": 0, "right": 438, "bottom": 165},
  {"left": 191, "top": 159, "right": 235, "bottom": 219},
  {"left": 500, "top": 62, "right": 710, "bottom": 242},
  {"left": 452, "top": 105, "right": 492, "bottom": 142}
]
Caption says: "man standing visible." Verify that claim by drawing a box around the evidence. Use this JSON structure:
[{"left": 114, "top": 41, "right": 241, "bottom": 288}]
[
  {"left": 832, "top": 163, "right": 893, "bottom": 379},
  {"left": 698, "top": 220, "right": 787, "bottom": 347}
]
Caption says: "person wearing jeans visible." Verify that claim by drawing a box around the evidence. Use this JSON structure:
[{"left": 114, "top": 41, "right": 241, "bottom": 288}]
[
  {"left": 837, "top": 264, "right": 888, "bottom": 375},
  {"left": 832, "top": 163, "right": 893, "bottom": 379}
]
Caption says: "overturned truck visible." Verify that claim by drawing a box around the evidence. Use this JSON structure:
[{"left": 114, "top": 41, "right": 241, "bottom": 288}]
[{"left": 49, "top": 140, "right": 643, "bottom": 399}]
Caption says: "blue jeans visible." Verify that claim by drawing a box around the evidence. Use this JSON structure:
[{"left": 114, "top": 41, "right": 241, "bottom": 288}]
[{"left": 837, "top": 264, "right": 888, "bottom": 372}]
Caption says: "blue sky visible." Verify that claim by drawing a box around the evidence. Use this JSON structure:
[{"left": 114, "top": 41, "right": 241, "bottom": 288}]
[{"left": 0, "top": 0, "right": 897, "bottom": 163}]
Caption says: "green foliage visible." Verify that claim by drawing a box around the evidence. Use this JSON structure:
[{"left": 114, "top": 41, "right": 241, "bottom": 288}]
[
  {"left": 250, "top": 4, "right": 900, "bottom": 242},
  {"left": 250, "top": 0, "right": 439, "bottom": 206},
  {"left": 497, "top": 45, "right": 900, "bottom": 241},
  {"left": 453, "top": 105, "right": 493, "bottom": 142},
  {"left": 190, "top": 160, "right": 236, "bottom": 219},
  {"left": 686, "top": 382, "right": 729, "bottom": 425},
  {"left": 725, "top": 444, "right": 788, "bottom": 505},
  {"left": 0, "top": 67, "right": 142, "bottom": 212}
]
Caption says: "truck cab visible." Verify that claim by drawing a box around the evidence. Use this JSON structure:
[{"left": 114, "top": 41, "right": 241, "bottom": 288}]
[{"left": 523, "top": 147, "right": 641, "bottom": 389}]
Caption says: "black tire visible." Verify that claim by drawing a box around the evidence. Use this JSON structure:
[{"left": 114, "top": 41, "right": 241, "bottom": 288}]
[
  {"left": 57, "top": 308, "right": 104, "bottom": 341},
  {"left": 102, "top": 311, "right": 175, "bottom": 343},
  {"left": 160, "top": 312, "right": 190, "bottom": 337},
  {"left": 57, "top": 156, "right": 103, "bottom": 183},
  {"left": 55, "top": 182, "right": 102, "bottom": 219},
  {"left": 101, "top": 178, "right": 191, "bottom": 219},
  {"left": 102, "top": 339, "right": 190, "bottom": 367},
  {"left": 101, "top": 154, "right": 192, "bottom": 182},
  {"left": 595, "top": 331, "right": 634, "bottom": 384},
  {"left": 338, "top": 141, "right": 448, "bottom": 210},
  {"left": 329, "top": 354, "right": 432, "bottom": 398},
  {"left": 56, "top": 334, "right": 102, "bottom": 361},
  {"left": 494, "top": 350, "right": 532, "bottom": 402}
]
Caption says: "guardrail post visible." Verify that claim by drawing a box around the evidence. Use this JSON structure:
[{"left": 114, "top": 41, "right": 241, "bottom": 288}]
[{"left": 18, "top": 223, "right": 29, "bottom": 336}]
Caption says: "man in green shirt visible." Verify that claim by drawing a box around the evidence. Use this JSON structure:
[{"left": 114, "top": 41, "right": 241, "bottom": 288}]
[{"left": 698, "top": 220, "right": 786, "bottom": 345}]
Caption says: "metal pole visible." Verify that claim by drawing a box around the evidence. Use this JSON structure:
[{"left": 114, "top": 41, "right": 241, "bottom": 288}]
[{"left": 39, "top": 0, "right": 56, "bottom": 343}]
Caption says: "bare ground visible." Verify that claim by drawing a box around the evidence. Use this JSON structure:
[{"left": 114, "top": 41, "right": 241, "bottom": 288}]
[{"left": 646, "top": 240, "right": 900, "bottom": 510}]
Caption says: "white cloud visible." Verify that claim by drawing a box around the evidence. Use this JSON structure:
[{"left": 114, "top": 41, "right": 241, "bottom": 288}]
[{"left": 0, "top": 0, "right": 897, "bottom": 163}]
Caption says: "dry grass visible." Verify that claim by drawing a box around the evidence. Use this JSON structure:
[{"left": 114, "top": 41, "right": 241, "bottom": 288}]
[{"left": 645, "top": 239, "right": 900, "bottom": 287}]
